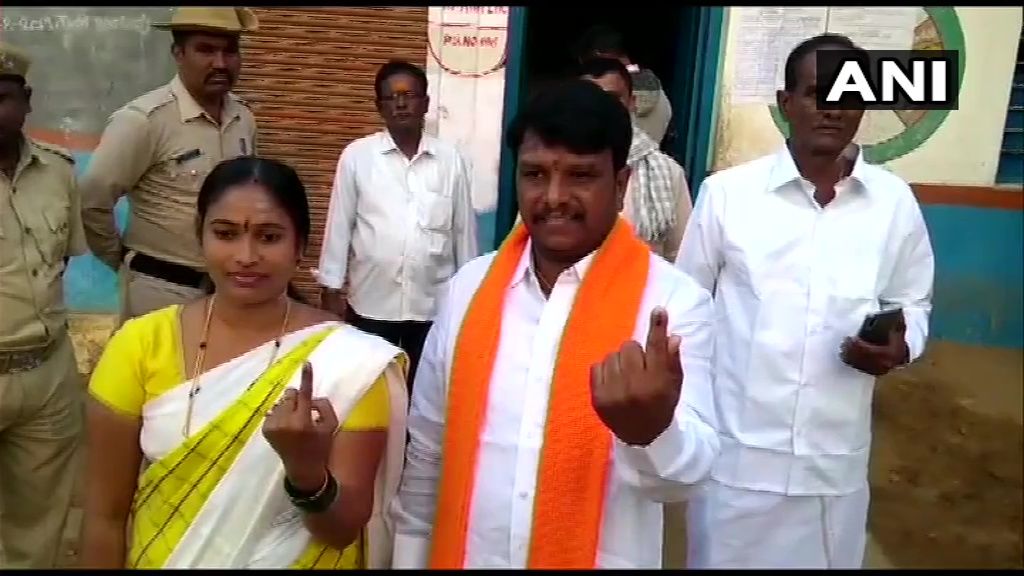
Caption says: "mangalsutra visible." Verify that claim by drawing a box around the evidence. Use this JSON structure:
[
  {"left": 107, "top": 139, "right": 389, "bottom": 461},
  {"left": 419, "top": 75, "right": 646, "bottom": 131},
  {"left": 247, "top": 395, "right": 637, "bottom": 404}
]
[{"left": 182, "top": 294, "right": 293, "bottom": 438}]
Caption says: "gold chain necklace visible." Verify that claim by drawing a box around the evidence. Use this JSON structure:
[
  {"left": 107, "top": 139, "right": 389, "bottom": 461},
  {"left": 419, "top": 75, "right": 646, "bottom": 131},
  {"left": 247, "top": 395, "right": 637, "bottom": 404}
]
[
  {"left": 534, "top": 269, "right": 553, "bottom": 295},
  {"left": 531, "top": 253, "right": 556, "bottom": 296},
  {"left": 182, "top": 294, "right": 293, "bottom": 438}
]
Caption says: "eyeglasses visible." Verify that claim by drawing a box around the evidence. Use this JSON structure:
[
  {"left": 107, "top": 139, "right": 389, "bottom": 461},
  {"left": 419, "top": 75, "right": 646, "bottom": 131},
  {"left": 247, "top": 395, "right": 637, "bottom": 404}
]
[{"left": 379, "top": 92, "right": 426, "bottom": 103}]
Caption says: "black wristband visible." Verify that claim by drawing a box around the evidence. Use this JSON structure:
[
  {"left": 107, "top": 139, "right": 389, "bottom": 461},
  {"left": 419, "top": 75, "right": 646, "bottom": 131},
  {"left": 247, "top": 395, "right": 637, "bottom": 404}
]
[{"left": 284, "top": 472, "right": 338, "bottom": 514}]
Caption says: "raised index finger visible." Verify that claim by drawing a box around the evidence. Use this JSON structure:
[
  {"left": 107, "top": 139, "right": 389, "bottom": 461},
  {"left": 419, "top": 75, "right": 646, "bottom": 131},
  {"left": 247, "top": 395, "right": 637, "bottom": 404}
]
[
  {"left": 297, "top": 362, "right": 314, "bottom": 413},
  {"left": 645, "top": 307, "right": 670, "bottom": 364}
]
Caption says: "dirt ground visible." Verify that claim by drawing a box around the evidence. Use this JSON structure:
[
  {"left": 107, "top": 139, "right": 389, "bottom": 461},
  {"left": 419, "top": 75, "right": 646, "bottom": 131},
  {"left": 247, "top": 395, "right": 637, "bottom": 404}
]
[
  {"left": 60, "top": 314, "right": 1023, "bottom": 568},
  {"left": 869, "top": 340, "right": 1023, "bottom": 569}
]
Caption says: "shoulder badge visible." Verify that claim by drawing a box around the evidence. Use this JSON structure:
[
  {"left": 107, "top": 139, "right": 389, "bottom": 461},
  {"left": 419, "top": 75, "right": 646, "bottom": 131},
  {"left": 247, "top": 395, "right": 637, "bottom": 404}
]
[
  {"left": 31, "top": 140, "right": 75, "bottom": 164},
  {"left": 124, "top": 82, "right": 175, "bottom": 117}
]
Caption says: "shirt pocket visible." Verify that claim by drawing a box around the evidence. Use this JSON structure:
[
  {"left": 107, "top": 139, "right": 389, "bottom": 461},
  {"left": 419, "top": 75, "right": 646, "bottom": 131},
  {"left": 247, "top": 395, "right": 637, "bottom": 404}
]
[
  {"left": 824, "top": 244, "right": 883, "bottom": 336},
  {"left": 416, "top": 191, "right": 453, "bottom": 232},
  {"left": 166, "top": 148, "right": 212, "bottom": 191},
  {"left": 32, "top": 204, "right": 70, "bottom": 266}
]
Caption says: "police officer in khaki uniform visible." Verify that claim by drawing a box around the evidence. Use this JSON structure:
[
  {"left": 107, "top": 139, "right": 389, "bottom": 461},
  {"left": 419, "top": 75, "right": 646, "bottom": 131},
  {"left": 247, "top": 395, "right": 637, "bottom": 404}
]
[
  {"left": 79, "top": 7, "right": 259, "bottom": 321},
  {"left": 0, "top": 42, "right": 89, "bottom": 569}
]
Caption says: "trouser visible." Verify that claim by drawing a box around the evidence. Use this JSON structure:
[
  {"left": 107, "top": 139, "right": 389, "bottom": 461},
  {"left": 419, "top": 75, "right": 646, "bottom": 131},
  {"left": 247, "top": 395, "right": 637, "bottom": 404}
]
[
  {"left": 346, "top": 309, "right": 431, "bottom": 394},
  {"left": 120, "top": 252, "right": 206, "bottom": 323},
  {"left": 686, "top": 480, "right": 870, "bottom": 569},
  {"left": 0, "top": 335, "right": 83, "bottom": 568}
]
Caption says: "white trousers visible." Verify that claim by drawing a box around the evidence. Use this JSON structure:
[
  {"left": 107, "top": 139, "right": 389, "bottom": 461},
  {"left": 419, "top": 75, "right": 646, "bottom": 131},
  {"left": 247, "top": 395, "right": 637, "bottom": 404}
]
[{"left": 686, "top": 480, "right": 870, "bottom": 569}]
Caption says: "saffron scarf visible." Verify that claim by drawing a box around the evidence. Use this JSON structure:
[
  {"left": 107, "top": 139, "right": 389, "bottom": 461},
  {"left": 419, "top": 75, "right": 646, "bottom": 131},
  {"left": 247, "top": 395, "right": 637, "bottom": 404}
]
[{"left": 430, "top": 217, "right": 651, "bottom": 569}]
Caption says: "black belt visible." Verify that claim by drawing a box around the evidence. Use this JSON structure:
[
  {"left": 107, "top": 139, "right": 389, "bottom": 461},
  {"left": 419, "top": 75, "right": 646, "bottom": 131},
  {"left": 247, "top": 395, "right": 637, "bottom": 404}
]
[
  {"left": 129, "top": 252, "right": 208, "bottom": 289},
  {"left": 0, "top": 339, "right": 59, "bottom": 375}
]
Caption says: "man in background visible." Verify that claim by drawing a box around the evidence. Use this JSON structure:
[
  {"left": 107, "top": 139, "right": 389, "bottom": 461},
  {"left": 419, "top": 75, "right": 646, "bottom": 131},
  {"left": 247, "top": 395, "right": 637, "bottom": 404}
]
[
  {"left": 579, "top": 57, "right": 692, "bottom": 262},
  {"left": 574, "top": 24, "right": 673, "bottom": 147},
  {"left": 675, "top": 34, "right": 935, "bottom": 568},
  {"left": 79, "top": 7, "right": 259, "bottom": 321},
  {"left": 0, "top": 42, "right": 88, "bottom": 568},
  {"left": 316, "top": 60, "right": 477, "bottom": 390}
]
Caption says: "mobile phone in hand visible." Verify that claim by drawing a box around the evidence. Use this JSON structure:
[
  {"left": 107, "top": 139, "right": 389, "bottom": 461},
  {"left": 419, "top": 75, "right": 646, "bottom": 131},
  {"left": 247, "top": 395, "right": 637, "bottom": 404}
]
[{"left": 857, "top": 308, "right": 904, "bottom": 346}]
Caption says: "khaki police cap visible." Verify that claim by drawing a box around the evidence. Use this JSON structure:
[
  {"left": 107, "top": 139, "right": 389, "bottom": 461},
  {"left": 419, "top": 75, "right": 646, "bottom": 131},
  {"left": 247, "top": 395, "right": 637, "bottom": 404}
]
[
  {"left": 0, "top": 42, "right": 31, "bottom": 79},
  {"left": 152, "top": 7, "right": 258, "bottom": 34}
]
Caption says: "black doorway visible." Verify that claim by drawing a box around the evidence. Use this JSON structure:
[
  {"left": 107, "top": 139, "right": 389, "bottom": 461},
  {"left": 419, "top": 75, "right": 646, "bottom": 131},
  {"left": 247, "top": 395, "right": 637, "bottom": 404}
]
[{"left": 520, "top": 7, "right": 690, "bottom": 159}]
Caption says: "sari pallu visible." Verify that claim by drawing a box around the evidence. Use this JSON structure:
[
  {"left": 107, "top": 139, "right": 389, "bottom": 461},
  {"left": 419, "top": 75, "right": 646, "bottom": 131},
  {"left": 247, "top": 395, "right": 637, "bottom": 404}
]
[{"left": 127, "top": 322, "right": 408, "bottom": 569}]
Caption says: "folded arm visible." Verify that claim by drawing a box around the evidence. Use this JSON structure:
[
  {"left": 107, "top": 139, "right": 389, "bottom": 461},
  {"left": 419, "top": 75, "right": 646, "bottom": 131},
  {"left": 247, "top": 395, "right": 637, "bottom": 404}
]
[{"left": 78, "top": 110, "right": 154, "bottom": 270}]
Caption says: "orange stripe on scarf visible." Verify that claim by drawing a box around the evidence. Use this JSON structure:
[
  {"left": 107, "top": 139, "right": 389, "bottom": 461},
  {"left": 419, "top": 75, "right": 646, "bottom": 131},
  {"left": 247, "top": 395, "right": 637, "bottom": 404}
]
[{"left": 430, "top": 218, "right": 651, "bottom": 569}]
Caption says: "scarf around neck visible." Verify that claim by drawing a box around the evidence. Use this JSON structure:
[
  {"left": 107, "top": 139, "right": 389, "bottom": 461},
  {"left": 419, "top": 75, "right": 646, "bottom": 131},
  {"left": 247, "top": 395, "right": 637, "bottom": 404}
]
[
  {"left": 429, "top": 218, "right": 651, "bottom": 569},
  {"left": 627, "top": 125, "right": 679, "bottom": 246}
]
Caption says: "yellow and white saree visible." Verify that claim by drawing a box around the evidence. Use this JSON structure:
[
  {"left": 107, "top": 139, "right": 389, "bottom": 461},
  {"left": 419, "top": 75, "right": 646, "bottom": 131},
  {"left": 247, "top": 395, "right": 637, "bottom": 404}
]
[{"left": 90, "top": 310, "right": 407, "bottom": 569}]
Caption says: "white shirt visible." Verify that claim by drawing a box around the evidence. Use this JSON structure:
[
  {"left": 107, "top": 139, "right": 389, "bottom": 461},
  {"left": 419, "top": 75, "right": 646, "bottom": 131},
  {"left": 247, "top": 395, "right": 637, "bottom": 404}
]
[
  {"left": 315, "top": 131, "right": 478, "bottom": 322},
  {"left": 674, "top": 146, "right": 935, "bottom": 496},
  {"left": 392, "top": 241, "right": 721, "bottom": 569}
]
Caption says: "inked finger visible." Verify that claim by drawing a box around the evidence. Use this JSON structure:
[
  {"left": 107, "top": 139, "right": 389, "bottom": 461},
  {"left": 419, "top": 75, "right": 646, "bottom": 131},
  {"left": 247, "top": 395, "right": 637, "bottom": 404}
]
[
  {"left": 295, "top": 362, "right": 314, "bottom": 416},
  {"left": 645, "top": 307, "right": 669, "bottom": 363},
  {"left": 299, "top": 363, "right": 314, "bottom": 400}
]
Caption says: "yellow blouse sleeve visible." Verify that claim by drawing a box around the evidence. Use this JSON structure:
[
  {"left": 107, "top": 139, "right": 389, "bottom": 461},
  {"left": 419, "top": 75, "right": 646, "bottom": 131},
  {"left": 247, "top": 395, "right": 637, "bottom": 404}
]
[
  {"left": 88, "top": 316, "right": 148, "bottom": 417},
  {"left": 87, "top": 305, "right": 182, "bottom": 417},
  {"left": 340, "top": 357, "right": 404, "bottom": 431}
]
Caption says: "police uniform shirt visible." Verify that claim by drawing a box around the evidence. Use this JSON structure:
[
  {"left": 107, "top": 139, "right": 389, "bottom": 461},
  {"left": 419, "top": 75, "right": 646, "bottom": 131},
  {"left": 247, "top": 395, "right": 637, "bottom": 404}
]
[
  {"left": 0, "top": 140, "right": 88, "bottom": 350},
  {"left": 79, "top": 75, "right": 257, "bottom": 270}
]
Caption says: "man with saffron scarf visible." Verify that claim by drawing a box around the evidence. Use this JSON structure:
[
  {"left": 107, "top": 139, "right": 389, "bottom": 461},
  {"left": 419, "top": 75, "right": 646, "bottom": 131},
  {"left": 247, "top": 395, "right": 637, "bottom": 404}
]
[{"left": 391, "top": 79, "right": 720, "bottom": 569}]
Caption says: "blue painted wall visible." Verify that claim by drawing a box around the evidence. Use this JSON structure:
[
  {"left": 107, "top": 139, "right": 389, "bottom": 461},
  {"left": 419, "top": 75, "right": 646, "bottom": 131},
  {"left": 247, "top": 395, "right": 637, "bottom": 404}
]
[
  {"left": 65, "top": 153, "right": 128, "bottom": 313},
  {"left": 920, "top": 204, "right": 1023, "bottom": 349}
]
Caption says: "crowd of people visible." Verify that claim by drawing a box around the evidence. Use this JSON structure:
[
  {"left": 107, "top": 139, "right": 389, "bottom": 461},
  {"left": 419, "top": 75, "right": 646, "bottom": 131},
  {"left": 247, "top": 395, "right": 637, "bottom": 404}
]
[{"left": 0, "top": 6, "right": 935, "bottom": 570}]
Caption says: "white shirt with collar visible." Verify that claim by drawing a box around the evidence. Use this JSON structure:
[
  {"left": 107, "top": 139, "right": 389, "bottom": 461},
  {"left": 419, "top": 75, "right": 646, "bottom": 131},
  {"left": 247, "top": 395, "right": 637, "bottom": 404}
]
[
  {"left": 674, "top": 146, "right": 935, "bottom": 496},
  {"left": 315, "top": 130, "right": 478, "bottom": 322},
  {"left": 392, "top": 240, "right": 721, "bottom": 569}
]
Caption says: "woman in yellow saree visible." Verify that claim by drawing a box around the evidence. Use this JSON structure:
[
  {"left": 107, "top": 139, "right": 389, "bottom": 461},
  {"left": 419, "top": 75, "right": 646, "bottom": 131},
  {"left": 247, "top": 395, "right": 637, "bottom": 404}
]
[{"left": 79, "top": 157, "right": 408, "bottom": 569}]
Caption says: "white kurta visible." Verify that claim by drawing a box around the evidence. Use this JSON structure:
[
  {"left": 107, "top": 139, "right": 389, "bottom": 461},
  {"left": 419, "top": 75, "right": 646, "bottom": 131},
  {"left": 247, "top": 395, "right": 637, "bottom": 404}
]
[
  {"left": 675, "top": 146, "right": 935, "bottom": 568},
  {"left": 392, "top": 243, "right": 721, "bottom": 568}
]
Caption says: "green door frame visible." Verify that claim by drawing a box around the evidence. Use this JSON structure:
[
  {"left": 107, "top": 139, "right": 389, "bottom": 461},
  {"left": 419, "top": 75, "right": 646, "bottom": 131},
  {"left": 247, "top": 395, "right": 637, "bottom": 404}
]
[
  {"left": 493, "top": 6, "right": 726, "bottom": 250},
  {"left": 671, "top": 7, "right": 727, "bottom": 198},
  {"left": 493, "top": 7, "right": 528, "bottom": 249}
]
